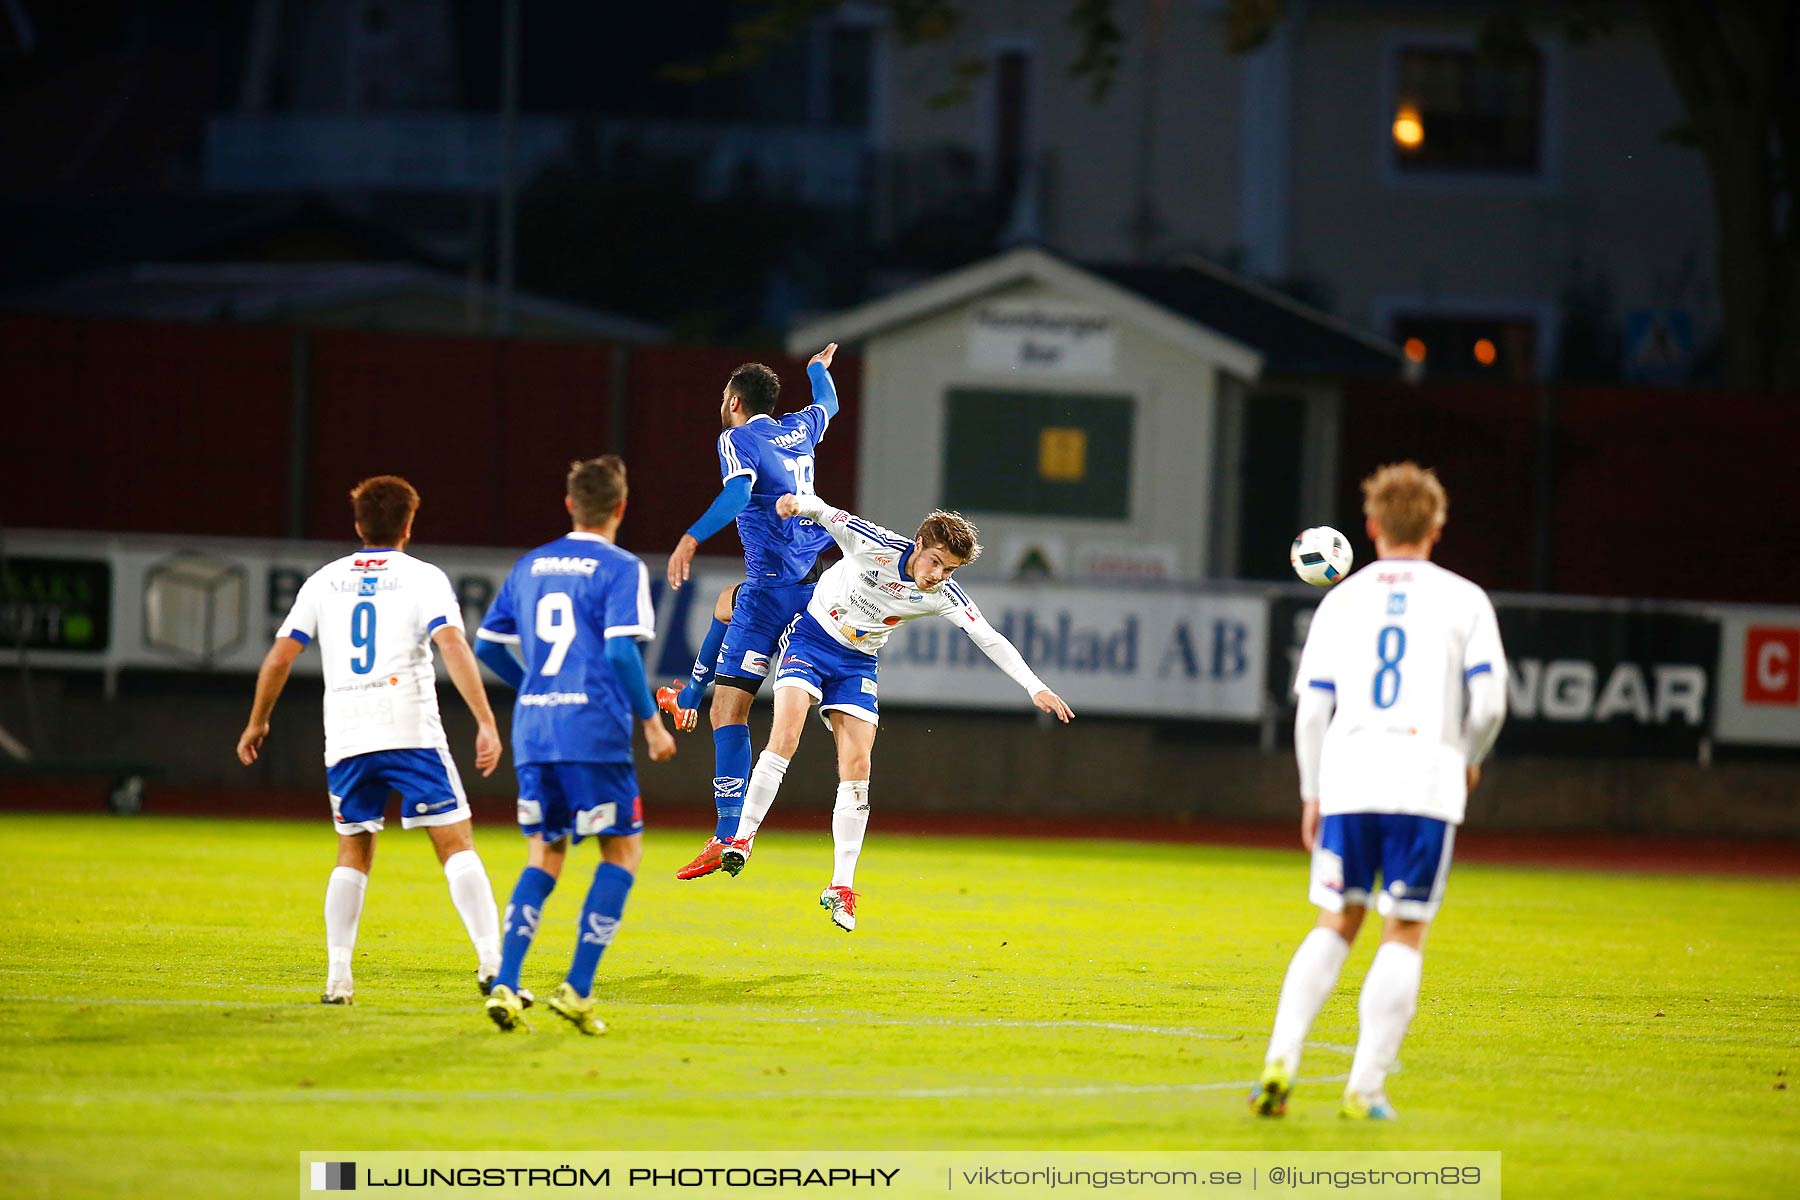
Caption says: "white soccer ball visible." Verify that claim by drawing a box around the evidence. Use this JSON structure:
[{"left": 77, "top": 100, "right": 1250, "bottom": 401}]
[{"left": 1290, "top": 526, "right": 1353, "bottom": 586}]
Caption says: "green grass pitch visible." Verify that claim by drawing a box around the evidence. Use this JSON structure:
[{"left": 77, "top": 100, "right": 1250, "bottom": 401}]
[{"left": 1, "top": 812, "right": 1795, "bottom": 1198}]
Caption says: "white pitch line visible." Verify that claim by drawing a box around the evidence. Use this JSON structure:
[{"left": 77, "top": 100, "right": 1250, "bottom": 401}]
[
  {"left": 29, "top": 1074, "right": 1352, "bottom": 1107},
  {"left": 0, "top": 993, "right": 1354, "bottom": 1055}
]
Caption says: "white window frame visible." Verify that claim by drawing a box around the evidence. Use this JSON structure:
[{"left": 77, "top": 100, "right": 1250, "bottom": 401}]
[{"left": 1379, "top": 29, "right": 1563, "bottom": 195}]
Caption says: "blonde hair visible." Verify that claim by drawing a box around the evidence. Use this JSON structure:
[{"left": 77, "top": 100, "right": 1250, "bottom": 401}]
[
  {"left": 1361, "top": 461, "right": 1447, "bottom": 545},
  {"left": 915, "top": 510, "right": 982, "bottom": 563}
]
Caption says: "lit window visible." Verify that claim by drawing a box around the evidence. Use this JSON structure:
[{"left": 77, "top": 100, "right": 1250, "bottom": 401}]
[{"left": 1393, "top": 46, "right": 1543, "bottom": 174}]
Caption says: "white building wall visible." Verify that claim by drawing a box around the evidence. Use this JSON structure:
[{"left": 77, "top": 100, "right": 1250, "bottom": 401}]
[{"left": 855, "top": 278, "right": 1223, "bottom": 581}]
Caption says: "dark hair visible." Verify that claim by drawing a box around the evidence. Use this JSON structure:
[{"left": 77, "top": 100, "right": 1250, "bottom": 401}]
[
  {"left": 727, "top": 362, "right": 781, "bottom": 416},
  {"left": 915, "top": 510, "right": 982, "bottom": 563},
  {"left": 567, "top": 455, "right": 627, "bottom": 525},
  {"left": 349, "top": 475, "right": 420, "bottom": 546}
]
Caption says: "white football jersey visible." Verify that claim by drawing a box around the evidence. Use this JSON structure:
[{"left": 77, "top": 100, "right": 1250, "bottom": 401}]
[
  {"left": 795, "top": 497, "right": 983, "bottom": 655},
  {"left": 1295, "top": 558, "right": 1506, "bottom": 823},
  {"left": 278, "top": 549, "right": 464, "bottom": 766}
]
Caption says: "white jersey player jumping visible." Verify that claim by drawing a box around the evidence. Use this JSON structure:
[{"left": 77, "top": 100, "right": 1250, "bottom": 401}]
[
  {"left": 715, "top": 494, "right": 1073, "bottom": 931},
  {"left": 237, "top": 475, "right": 505, "bottom": 1005},
  {"left": 1251, "top": 461, "right": 1508, "bottom": 1121}
]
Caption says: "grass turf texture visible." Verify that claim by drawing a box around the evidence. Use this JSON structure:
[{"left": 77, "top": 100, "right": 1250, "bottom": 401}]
[{"left": 1, "top": 813, "right": 1794, "bottom": 1199}]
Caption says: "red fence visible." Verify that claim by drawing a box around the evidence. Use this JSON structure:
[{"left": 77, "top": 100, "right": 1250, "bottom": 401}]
[
  {"left": 1340, "top": 381, "right": 1800, "bottom": 604},
  {"left": 5, "top": 316, "right": 1791, "bottom": 603},
  {"left": 2, "top": 317, "right": 860, "bottom": 559}
]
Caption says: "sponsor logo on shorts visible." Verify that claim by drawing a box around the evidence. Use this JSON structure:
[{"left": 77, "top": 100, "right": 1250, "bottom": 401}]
[
  {"left": 740, "top": 650, "right": 771, "bottom": 676},
  {"left": 1315, "top": 849, "right": 1345, "bottom": 893},
  {"left": 860, "top": 677, "right": 878, "bottom": 695},
  {"left": 516, "top": 798, "right": 544, "bottom": 826}
]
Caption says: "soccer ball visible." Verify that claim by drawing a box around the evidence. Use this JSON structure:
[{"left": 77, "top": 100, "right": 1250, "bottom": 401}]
[{"left": 1290, "top": 526, "right": 1353, "bottom": 586}]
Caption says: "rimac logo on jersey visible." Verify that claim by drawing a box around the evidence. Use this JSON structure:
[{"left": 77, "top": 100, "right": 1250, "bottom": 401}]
[
  {"left": 771, "top": 427, "right": 809, "bottom": 449},
  {"left": 531, "top": 556, "right": 599, "bottom": 576}
]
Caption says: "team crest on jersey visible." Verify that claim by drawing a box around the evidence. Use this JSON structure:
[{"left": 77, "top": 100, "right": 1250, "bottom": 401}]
[{"left": 353, "top": 556, "right": 389, "bottom": 571}]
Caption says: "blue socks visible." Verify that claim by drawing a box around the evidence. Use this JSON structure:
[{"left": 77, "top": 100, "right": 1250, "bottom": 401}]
[
  {"left": 565, "top": 862, "right": 634, "bottom": 998},
  {"left": 678, "top": 617, "right": 729, "bottom": 710},
  {"left": 496, "top": 866, "right": 555, "bottom": 992},
  {"left": 713, "top": 723, "right": 751, "bottom": 840}
]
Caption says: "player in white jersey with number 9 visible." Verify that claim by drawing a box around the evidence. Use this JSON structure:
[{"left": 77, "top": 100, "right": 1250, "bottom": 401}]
[
  {"left": 1250, "top": 462, "right": 1507, "bottom": 1122},
  {"left": 237, "top": 476, "right": 505, "bottom": 1006}
]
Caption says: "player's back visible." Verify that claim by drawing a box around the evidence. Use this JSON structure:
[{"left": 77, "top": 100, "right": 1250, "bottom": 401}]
[
  {"left": 282, "top": 549, "right": 462, "bottom": 766},
  {"left": 1299, "top": 558, "right": 1505, "bottom": 820},
  {"left": 495, "top": 533, "right": 654, "bottom": 766},
  {"left": 721, "top": 411, "right": 833, "bottom": 584}
]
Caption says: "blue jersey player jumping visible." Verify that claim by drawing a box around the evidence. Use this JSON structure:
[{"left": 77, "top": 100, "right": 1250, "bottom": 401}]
[
  {"left": 473, "top": 456, "right": 677, "bottom": 1034},
  {"left": 660, "top": 343, "right": 842, "bottom": 881}
]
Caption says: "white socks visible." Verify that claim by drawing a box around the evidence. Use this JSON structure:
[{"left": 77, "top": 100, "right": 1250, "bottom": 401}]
[
  {"left": 830, "top": 780, "right": 871, "bottom": 889},
  {"left": 443, "top": 850, "right": 501, "bottom": 975},
  {"left": 734, "top": 751, "right": 791, "bottom": 840},
  {"left": 1265, "top": 927, "right": 1351, "bottom": 1072},
  {"left": 1348, "top": 942, "right": 1423, "bottom": 1097},
  {"left": 324, "top": 865, "right": 368, "bottom": 981}
]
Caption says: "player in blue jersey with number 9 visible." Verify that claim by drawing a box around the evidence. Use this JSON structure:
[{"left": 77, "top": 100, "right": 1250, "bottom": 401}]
[
  {"left": 660, "top": 343, "right": 844, "bottom": 881},
  {"left": 473, "top": 456, "right": 676, "bottom": 1035}
]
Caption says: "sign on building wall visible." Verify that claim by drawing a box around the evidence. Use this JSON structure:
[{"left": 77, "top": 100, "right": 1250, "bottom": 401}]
[
  {"left": 941, "top": 389, "right": 1135, "bottom": 519},
  {"left": 968, "top": 302, "right": 1117, "bottom": 375}
]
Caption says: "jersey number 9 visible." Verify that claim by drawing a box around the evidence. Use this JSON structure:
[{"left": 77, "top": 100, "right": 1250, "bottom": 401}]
[
  {"left": 350, "top": 601, "right": 377, "bottom": 674},
  {"left": 536, "top": 592, "right": 576, "bottom": 676}
]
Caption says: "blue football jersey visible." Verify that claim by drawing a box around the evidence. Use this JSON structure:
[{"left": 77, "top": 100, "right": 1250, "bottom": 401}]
[
  {"left": 718, "top": 409, "right": 835, "bottom": 585},
  {"left": 476, "top": 532, "right": 655, "bottom": 765}
]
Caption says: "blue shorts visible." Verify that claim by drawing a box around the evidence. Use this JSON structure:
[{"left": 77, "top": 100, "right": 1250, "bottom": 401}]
[
  {"left": 715, "top": 581, "right": 815, "bottom": 688},
  {"left": 774, "top": 616, "right": 880, "bottom": 727},
  {"left": 326, "top": 747, "right": 469, "bottom": 834},
  {"left": 1309, "top": 812, "right": 1456, "bottom": 921},
  {"left": 515, "top": 762, "right": 644, "bottom": 843}
]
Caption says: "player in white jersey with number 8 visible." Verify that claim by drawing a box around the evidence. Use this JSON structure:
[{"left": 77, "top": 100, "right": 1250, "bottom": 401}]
[
  {"left": 1251, "top": 462, "right": 1507, "bottom": 1121},
  {"left": 237, "top": 476, "right": 505, "bottom": 1006}
]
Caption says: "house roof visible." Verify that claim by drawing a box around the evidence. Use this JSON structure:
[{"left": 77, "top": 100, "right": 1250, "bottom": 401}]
[{"left": 787, "top": 246, "right": 1409, "bottom": 381}]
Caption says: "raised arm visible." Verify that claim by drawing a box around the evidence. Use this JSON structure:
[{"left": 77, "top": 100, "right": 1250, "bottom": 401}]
[
  {"left": 237, "top": 636, "right": 306, "bottom": 765},
  {"left": 807, "top": 342, "right": 840, "bottom": 419},
  {"left": 433, "top": 625, "right": 502, "bottom": 776}
]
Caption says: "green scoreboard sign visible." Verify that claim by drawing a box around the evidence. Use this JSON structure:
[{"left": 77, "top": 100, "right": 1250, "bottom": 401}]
[
  {"left": 941, "top": 389, "right": 1135, "bottom": 519},
  {"left": 0, "top": 556, "right": 112, "bottom": 652}
]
